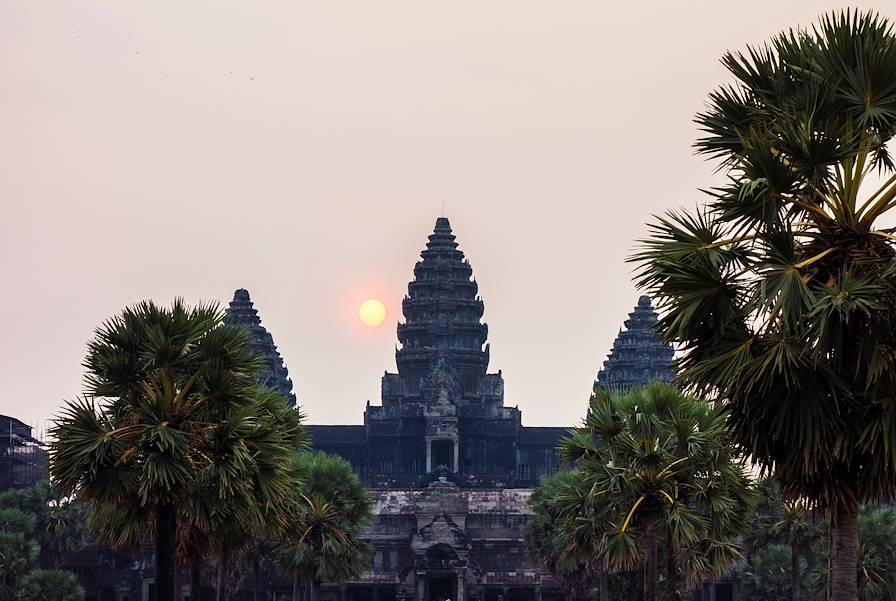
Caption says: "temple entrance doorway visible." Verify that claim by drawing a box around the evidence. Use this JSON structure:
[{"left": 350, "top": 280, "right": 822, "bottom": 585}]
[
  {"left": 427, "top": 576, "right": 455, "bottom": 601},
  {"left": 431, "top": 440, "right": 454, "bottom": 472}
]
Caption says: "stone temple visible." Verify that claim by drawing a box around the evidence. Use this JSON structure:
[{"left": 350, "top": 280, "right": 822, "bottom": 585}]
[
  {"left": 200, "top": 218, "right": 676, "bottom": 601},
  {"left": 54, "top": 221, "right": 689, "bottom": 601},
  {"left": 298, "top": 219, "right": 674, "bottom": 601}
]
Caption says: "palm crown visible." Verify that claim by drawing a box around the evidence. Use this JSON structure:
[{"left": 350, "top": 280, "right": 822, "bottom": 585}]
[
  {"left": 49, "top": 299, "right": 304, "bottom": 601},
  {"left": 632, "top": 11, "right": 896, "bottom": 600}
]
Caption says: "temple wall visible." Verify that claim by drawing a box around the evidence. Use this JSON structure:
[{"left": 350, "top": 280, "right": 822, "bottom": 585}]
[{"left": 317, "top": 485, "right": 560, "bottom": 601}]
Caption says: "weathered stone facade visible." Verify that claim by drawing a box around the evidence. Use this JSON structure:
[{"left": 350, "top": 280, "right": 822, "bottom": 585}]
[{"left": 319, "top": 486, "right": 562, "bottom": 601}]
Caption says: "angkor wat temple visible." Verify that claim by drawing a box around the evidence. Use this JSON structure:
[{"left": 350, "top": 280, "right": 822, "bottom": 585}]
[
  {"left": 289, "top": 219, "right": 673, "bottom": 601},
  {"left": 57, "top": 220, "right": 693, "bottom": 601},
  {"left": 193, "top": 219, "right": 674, "bottom": 601}
]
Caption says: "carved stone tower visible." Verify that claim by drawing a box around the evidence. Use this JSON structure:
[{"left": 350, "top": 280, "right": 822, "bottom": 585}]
[
  {"left": 395, "top": 217, "right": 490, "bottom": 393},
  {"left": 225, "top": 289, "right": 298, "bottom": 407},
  {"left": 596, "top": 295, "right": 675, "bottom": 389},
  {"left": 309, "top": 217, "right": 565, "bottom": 489}
]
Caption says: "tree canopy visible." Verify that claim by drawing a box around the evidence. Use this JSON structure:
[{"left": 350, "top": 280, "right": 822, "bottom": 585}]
[{"left": 632, "top": 10, "right": 896, "bottom": 600}]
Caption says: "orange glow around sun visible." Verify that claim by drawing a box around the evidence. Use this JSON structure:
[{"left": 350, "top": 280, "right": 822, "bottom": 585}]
[{"left": 358, "top": 299, "right": 386, "bottom": 327}]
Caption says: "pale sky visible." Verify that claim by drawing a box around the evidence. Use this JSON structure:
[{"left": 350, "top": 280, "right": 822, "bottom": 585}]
[{"left": 2, "top": 1, "right": 888, "bottom": 431}]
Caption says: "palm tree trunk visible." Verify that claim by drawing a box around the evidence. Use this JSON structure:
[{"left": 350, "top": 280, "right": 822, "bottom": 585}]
[
  {"left": 156, "top": 503, "right": 178, "bottom": 601},
  {"left": 216, "top": 539, "right": 229, "bottom": 601},
  {"left": 643, "top": 515, "right": 658, "bottom": 601},
  {"left": 665, "top": 528, "right": 677, "bottom": 601},
  {"left": 791, "top": 542, "right": 800, "bottom": 601},
  {"left": 829, "top": 499, "right": 858, "bottom": 601},
  {"left": 253, "top": 553, "right": 262, "bottom": 601},
  {"left": 826, "top": 526, "right": 832, "bottom": 601},
  {"left": 293, "top": 572, "right": 301, "bottom": 601},
  {"left": 598, "top": 568, "right": 608, "bottom": 601},
  {"left": 190, "top": 558, "right": 202, "bottom": 601}
]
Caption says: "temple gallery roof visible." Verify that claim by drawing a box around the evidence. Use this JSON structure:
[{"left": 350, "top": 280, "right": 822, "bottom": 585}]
[
  {"left": 225, "top": 289, "right": 297, "bottom": 407},
  {"left": 596, "top": 295, "right": 675, "bottom": 390}
]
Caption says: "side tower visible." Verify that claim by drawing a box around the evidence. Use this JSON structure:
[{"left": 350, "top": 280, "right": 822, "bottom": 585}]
[
  {"left": 225, "top": 289, "right": 298, "bottom": 407},
  {"left": 596, "top": 295, "right": 675, "bottom": 390}
]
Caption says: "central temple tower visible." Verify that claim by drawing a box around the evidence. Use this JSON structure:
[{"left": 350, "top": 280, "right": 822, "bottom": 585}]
[
  {"left": 375, "top": 217, "right": 514, "bottom": 482},
  {"left": 310, "top": 218, "right": 560, "bottom": 488}
]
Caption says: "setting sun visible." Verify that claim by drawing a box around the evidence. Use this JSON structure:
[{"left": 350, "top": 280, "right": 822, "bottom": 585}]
[{"left": 358, "top": 299, "right": 386, "bottom": 327}]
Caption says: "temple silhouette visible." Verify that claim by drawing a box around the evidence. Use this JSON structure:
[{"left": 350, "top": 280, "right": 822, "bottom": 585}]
[
  {"left": 225, "top": 288, "right": 298, "bottom": 408},
  {"left": 53, "top": 219, "right": 677, "bottom": 601},
  {"left": 210, "top": 218, "right": 677, "bottom": 601}
]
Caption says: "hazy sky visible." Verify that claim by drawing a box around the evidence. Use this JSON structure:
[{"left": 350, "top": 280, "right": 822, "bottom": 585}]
[{"left": 3, "top": 1, "right": 888, "bottom": 431}]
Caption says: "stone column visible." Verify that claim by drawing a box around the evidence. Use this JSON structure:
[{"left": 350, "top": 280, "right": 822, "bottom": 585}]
[
  {"left": 533, "top": 585, "right": 541, "bottom": 601},
  {"left": 456, "top": 572, "right": 465, "bottom": 601},
  {"left": 417, "top": 574, "right": 426, "bottom": 601},
  {"left": 426, "top": 441, "right": 432, "bottom": 473},
  {"left": 452, "top": 441, "right": 459, "bottom": 473}
]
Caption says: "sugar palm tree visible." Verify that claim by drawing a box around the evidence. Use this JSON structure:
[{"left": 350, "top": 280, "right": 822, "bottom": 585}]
[
  {"left": 854, "top": 506, "right": 896, "bottom": 600},
  {"left": 766, "top": 499, "right": 817, "bottom": 601},
  {"left": 274, "top": 452, "right": 372, "bottom": 601},
  {"left": 740, "top": 478, "right": 819, "bottom": 601},
  {"left": 41, "top": 496, "right": 87, "bottom": 570},
  {"left": 18, "top": 570, "right": 84, "bottom": 601},
  {"left": 201, "top": 386, "right": 306, "bottom": 601},
  {"left": 560, "top": 383, "right": 755, "bottom": 601},
  {"left": 525, "top": 471, "right": 606, "bottom": 601},
  {"left": 49, "top": 300, "right": 282, "bottom": 601},
  {"left": 631, "top": 11, "right": 896, "bottom": 600}
]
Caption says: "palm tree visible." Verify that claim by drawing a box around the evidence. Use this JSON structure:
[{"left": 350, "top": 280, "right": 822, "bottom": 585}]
[
  {"left": 178, "top": 381, "right": 306, "bottom": 601},
  {"left": 0, "top": 482, "right": 87, "bottom": 571},
  {"left": 560, "top": 383, "right": 755, "bottom": 601},
  {"left": 767, "top": 499, "right": 817, "bottom": 601},
  {"left": 42, "top": 491, "right": 88, "bottom": 570},
  {"left": 197, "top": 386, "right": 306, "bottom": 601},
  {"left": 17, "top": 570, "right": 84, "bottom": 601},
  {"left": 738, "top": 545, "right": 802, "bottom": 601},
  {"left": 742, "top": 479, "right": 820, "bottom": 601},
  {"left": 525, "top": 471, "right": 605, "bottom": 601},
  {"left": 631, "top": 11, "right": 896, "bottom": 600},
  {"left": 49, "top": 300, "right": 295, "bottom": 601},
  {"left": 274, "top": 452, "right": 373, "bottom": 601},
  {"left": 854, "top": 506, "right": 896, "bottom": 600}
]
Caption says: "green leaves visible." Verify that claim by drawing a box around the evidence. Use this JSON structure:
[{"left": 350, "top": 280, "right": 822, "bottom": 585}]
[
  {"left": 633, "top": 9, "right": 896, "bottom": 520},
  {"left": 49, "top": 298, "right": 308, "bottom": 582},
  {"left": 274, "top": 452, "right": 372, "bottom": 586},
  {"left": 18, "top": 570, "right": 84, "bottom": 601},
  {"left": 544, "top": 383, "right": 754, "bottom": 593}
]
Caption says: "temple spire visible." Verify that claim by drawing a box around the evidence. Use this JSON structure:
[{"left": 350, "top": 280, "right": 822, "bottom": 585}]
[
  {"left": 225, "top": 289, "right": 297, "bottom": 407},
  {"left": 596, "top": 295, "right": 674, "bottom": 390},
  {"left": 395, "top": 217, "right": 489, "bottom": 391}
]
